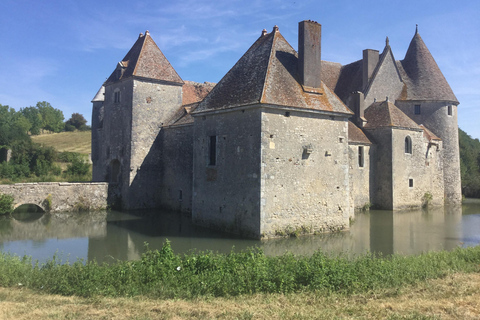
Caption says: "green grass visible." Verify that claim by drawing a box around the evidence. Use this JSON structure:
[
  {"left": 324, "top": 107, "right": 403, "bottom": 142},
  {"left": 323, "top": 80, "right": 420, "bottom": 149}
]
[
  {"left": 0, "top": 241, "right": 479, "bottom": 299},
  {"left": 31, "top": 131, "right": 91, "bottom": 155}
]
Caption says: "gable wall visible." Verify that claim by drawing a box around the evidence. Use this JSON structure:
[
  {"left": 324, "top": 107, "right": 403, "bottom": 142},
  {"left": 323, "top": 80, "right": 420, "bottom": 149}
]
[{"left": 364, "top": 52, "right": 404, "bottom": 107}]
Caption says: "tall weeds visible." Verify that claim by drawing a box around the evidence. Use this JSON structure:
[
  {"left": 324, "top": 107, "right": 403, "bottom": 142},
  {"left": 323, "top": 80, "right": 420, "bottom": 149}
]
[{"left": 0, "top": 241, "right": 479, "bottom": 299}]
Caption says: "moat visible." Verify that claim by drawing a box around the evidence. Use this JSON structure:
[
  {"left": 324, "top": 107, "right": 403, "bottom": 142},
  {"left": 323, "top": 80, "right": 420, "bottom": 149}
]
[{"left": 1, "top": 199, "right": 479, "bottom": 264}]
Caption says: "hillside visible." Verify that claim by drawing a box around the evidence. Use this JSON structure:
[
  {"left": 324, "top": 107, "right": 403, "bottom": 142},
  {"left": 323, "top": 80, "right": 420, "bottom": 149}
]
[{"left": 31, "top": 131, "right": 91, "bottom": 155}]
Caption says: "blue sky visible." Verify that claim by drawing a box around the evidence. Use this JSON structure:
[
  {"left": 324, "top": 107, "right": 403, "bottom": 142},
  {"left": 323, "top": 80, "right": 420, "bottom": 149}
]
[{"left": 1, "top": 0, "right": 479, "bottom": 139}]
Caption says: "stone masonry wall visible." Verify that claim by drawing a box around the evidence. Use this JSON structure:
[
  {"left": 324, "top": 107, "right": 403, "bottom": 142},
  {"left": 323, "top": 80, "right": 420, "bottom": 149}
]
[
  {"left": 395, "top": 100, "right": 461, "bottom": 204},
  {"left": 0, "top": 182, "right": 108, "bottom": 213},
  {"left": 260, "top": 108, "right": 351, "bottom": 237},
  {"left": 391, "top": 128, "right": 444, "bottom": 209},
  {"left": 192, "top": 108, "right": 262, "bottom": 238},
  {"left": 127, "top": 79, "right": 183, "bottom": 209},
  {"left": 348, "top": 144, "right": 371, "bottom": 211},
  {"left": 159, "top": 124, "right": 194, "bottom": 213}
]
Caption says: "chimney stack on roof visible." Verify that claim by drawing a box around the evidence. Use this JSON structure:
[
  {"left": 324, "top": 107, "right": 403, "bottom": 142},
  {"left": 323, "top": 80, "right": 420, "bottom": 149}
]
[
  {"left": 261, "top": 29, "right": 267, "bottom": 36},
  {"left": 362, "top": 49, "right": 379, "bottom": 91},
  {"left": 145, "top": 30, "right": 150, "bottom": 36},
  {"left": 298, "top": 20, "right": 322, "bottom": 89}
]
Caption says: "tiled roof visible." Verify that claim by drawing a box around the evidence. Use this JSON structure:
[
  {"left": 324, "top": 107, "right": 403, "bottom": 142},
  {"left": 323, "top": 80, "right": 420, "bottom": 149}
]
[
  {"left": 105, "top": 31, "right": 183, "bottom": 85},
  {"left": 320, "top": 61, "right": 342, "bottom": 92},
  {"left": 398, "top": 32, "right": 458, "bottom": 103},
  {"left": 364, "top": 100, "right": 421, "bottom": 130},
  {"left": 348, "top": 121, "right": 371, "bottom": 145},
  {"left": 333, "top": 60, "right": 363, "bottom": 103},
  {"left": 182, "top": 81, "right": 215, "bottom": 106},
  {"left": 420, "top": 125, "right": 442, "bottom": 141},
  {"left": 195, "top": 27, "right": 352, "bottom": 115}
]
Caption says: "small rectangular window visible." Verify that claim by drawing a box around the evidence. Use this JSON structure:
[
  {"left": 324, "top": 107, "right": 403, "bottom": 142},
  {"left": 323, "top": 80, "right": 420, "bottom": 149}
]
[
  {"left": 358, "top": 146, "right": 364, "bottom": 168},
  {"left": 447, "top": 105, "right": 453, "bottom": 116},
  {"left": 414, "top": 105, "right": 421, "bottom": 115},
  {"left": 208, "top": 136, "right": 217, "bottom": 166},
  {"left": 409, "top": 179, "right": 414, "bottom": 188},
  {"left": 179, "top": 190, "right": 183, "bottom": 201},
  {"left": 114, "top": 91, "right": 121, "bottom": 103}
]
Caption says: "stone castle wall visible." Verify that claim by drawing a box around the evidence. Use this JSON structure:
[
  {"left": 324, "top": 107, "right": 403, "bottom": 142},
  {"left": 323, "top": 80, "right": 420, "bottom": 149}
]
[
  {"left": 260, "top": 108, "right": 351, "bottom": 237},
  {"left": 192, "top": 108, "right": 262, "bottom": 238},
  {"left": 395, "top": 100, "right": 461, "bottom": 204}
]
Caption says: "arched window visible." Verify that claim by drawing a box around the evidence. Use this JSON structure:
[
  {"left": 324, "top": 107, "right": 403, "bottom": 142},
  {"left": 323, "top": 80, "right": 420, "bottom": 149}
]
[{"left": 405, "top": 136, "right": 412, "bottom": 154}]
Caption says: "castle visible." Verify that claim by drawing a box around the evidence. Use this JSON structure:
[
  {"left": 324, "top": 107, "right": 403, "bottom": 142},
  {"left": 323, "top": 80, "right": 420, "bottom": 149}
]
[{"left": 91, "top": 21, "right": 461, "bottom": 238}]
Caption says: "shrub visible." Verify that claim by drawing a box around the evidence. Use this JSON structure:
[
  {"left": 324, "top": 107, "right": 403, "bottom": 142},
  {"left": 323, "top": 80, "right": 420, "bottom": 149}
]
[
  {"left": 0, "top": 193, "right": 14, "bottom": 215},
  {"left": 65, "top": 157, "right": 90, "bottom": 176}
]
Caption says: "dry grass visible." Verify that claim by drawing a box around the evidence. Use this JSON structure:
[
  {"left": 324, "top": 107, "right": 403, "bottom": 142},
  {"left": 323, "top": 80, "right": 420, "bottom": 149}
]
[
  {"left": 0, "top": 273, "right": 479, "bottom": 319},
  {"left": 31, "top": 131, "right": 91, "bottom": 155}
]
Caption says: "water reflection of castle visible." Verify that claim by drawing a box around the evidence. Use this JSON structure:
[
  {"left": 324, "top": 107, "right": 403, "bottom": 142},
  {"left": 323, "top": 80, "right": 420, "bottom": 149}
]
[{"left": 2, "top": 206, "right": 476, "bottom": 262}]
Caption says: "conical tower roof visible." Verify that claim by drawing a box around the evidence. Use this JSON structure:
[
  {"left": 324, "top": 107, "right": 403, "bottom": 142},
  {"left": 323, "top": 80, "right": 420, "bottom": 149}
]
[
  {"left": 195, "top": 26, "right": 351, "bottom": 114},
  {"left": 399, "top": 29, "right": 457, "bottom": 103},
  {"left": 105, "top": 31, "right": 183, "bottom": 85}
]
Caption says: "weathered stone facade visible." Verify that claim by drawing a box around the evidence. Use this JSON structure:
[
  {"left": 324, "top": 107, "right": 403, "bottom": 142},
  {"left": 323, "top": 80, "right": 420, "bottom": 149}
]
[{"left": 91, "top": 21, "right": 461, "bottom": 238}]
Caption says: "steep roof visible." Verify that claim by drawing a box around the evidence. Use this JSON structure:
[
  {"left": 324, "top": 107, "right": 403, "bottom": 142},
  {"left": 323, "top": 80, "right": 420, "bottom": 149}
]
[
  {"left": 398, "top": 30, "right": 457, "bottom": 103},
  {"left": 195, "top": 27, "right": 351, "bottom": 115},
  {"left": 182, "top": 81, "right": 215, "bottom": 106},
  {"left": 348, "top": 121, "right": 371, "bottom": 145},
  {"left": 105, "top": 31, "right": 183, "bottom": 85},
  {"left": 364, "top": 100, "right": 421, "bottom": 130},
  {"left": 420, "top": 125, "right": 442, "bottom": 142},
  {"left": 333, "top": 60, "right": 363, "bottom": 103}
]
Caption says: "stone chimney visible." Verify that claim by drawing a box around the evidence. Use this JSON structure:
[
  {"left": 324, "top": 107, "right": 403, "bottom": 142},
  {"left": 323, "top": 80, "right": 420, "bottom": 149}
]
[
  {"left": 351, "top": 91, "right": 367, "bottom": 128},
  {"left": 362, "top": 49, "right": 379, "bottom": 91},
  {"left": 298, "top": 20, "right": 322, "bottom": 89}
]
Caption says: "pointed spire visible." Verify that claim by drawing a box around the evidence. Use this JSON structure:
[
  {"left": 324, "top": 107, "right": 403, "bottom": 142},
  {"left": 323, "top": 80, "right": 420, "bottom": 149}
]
[
  {"left": 105, "top": 31, "right": 183, "bottom": 85},
  {"left": 400, "top": 29, "right": 457, "bottom": 103}
]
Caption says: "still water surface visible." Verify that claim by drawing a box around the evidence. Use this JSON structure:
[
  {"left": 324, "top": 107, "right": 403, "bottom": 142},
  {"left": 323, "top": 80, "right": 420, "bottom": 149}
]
[{"left": 1, "top": 200, "right": 480, "bottom": 264}]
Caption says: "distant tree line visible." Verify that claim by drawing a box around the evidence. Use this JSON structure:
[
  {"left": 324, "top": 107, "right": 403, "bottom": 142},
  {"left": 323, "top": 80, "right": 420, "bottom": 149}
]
[
  {"left": 0, "top": 102, "right": 90, "bottom": 183},
  {"left": 459, "top": 128, "right": 480, "bottom": 198}
]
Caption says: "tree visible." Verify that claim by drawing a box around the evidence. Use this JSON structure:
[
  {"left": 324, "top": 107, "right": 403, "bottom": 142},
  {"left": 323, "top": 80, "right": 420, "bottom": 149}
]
[
  {"left": 36, "top": 101, "right": 64, "bottom": 133},
  {"left": 65, "top": 113, "right": 88, "bottom": 131},
  {"left": 0, "top": 104, "right": 30, "bottom": 146},
  {"left": 20, "top": 106, "right": 43, "bottom": 135}
]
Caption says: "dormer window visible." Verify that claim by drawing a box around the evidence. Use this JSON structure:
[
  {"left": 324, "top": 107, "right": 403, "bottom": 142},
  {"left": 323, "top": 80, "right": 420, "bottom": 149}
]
[{"left": 414, "top": 104, "right": 421, "bottom": 115}]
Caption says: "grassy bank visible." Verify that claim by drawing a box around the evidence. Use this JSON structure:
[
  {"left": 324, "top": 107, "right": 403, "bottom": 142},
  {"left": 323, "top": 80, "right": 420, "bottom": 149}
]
[
  {"left": 0, "top": 241, "right": 479, "bottom": 300},
  {"left": 31, "top": 131, "right": 91, "bottom": 155},
  {"left": 1, "top": 272, "right": 479, "bottom": 319}
]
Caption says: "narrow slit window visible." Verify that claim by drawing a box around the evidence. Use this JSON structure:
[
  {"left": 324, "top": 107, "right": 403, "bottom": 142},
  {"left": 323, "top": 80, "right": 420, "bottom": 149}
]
[
  {"left": 209, "top": 135, "right": 217, "bottom": 166},
  {"left": 179, "top": 190, "right": 183, "bottom": 201},
  {"left": 358, "top": 146, "right": 364, "bottom": 168},
  {"left": 409, "top": 179, "right": 414, "bottom": 188},
  {"left": 405, "top": 136, "right": 412, "bottom": 154},
  {"left": 414, "top": 104, "right": 421, "bottom": 115},
  {"left": 447, "top": 105, "right": 453, "bottom": 116}
]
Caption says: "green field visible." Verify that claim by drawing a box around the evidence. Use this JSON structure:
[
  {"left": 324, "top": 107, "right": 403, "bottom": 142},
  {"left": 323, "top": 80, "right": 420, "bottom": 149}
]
[{"left": 31, "top": 131, "right": 91, "bottom": 155}]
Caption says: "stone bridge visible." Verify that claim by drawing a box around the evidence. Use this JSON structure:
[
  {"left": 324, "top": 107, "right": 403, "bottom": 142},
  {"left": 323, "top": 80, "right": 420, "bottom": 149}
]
[{"left": 0, "top": 182, "right": 109, "bottom": 212}]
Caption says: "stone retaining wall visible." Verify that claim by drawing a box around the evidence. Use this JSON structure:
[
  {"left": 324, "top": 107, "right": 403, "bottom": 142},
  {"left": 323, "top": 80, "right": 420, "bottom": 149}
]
[{"left": 0, "top": 182, "right": 109, "bottom": 213}]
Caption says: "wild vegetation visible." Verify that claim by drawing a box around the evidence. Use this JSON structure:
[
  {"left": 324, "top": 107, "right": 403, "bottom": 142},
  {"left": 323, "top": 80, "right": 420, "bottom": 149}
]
[
  {"left": 459, "top": 128, "right": 480, "bottom": 198},
  {"left": 0, "top": 102, "right": 91, "bottom": 183},
  {"left": 0, "top": 241, "right": 479, "bottom": 300}
]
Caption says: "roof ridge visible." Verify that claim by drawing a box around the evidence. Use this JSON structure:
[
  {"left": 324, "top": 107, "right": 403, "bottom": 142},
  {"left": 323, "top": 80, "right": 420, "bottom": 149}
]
[
  {"left": 260, "top": 27, "right": 280, "bottom": 103},
  {"left": 131, "top": 32, "right": 148, "bottom": 77}
]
